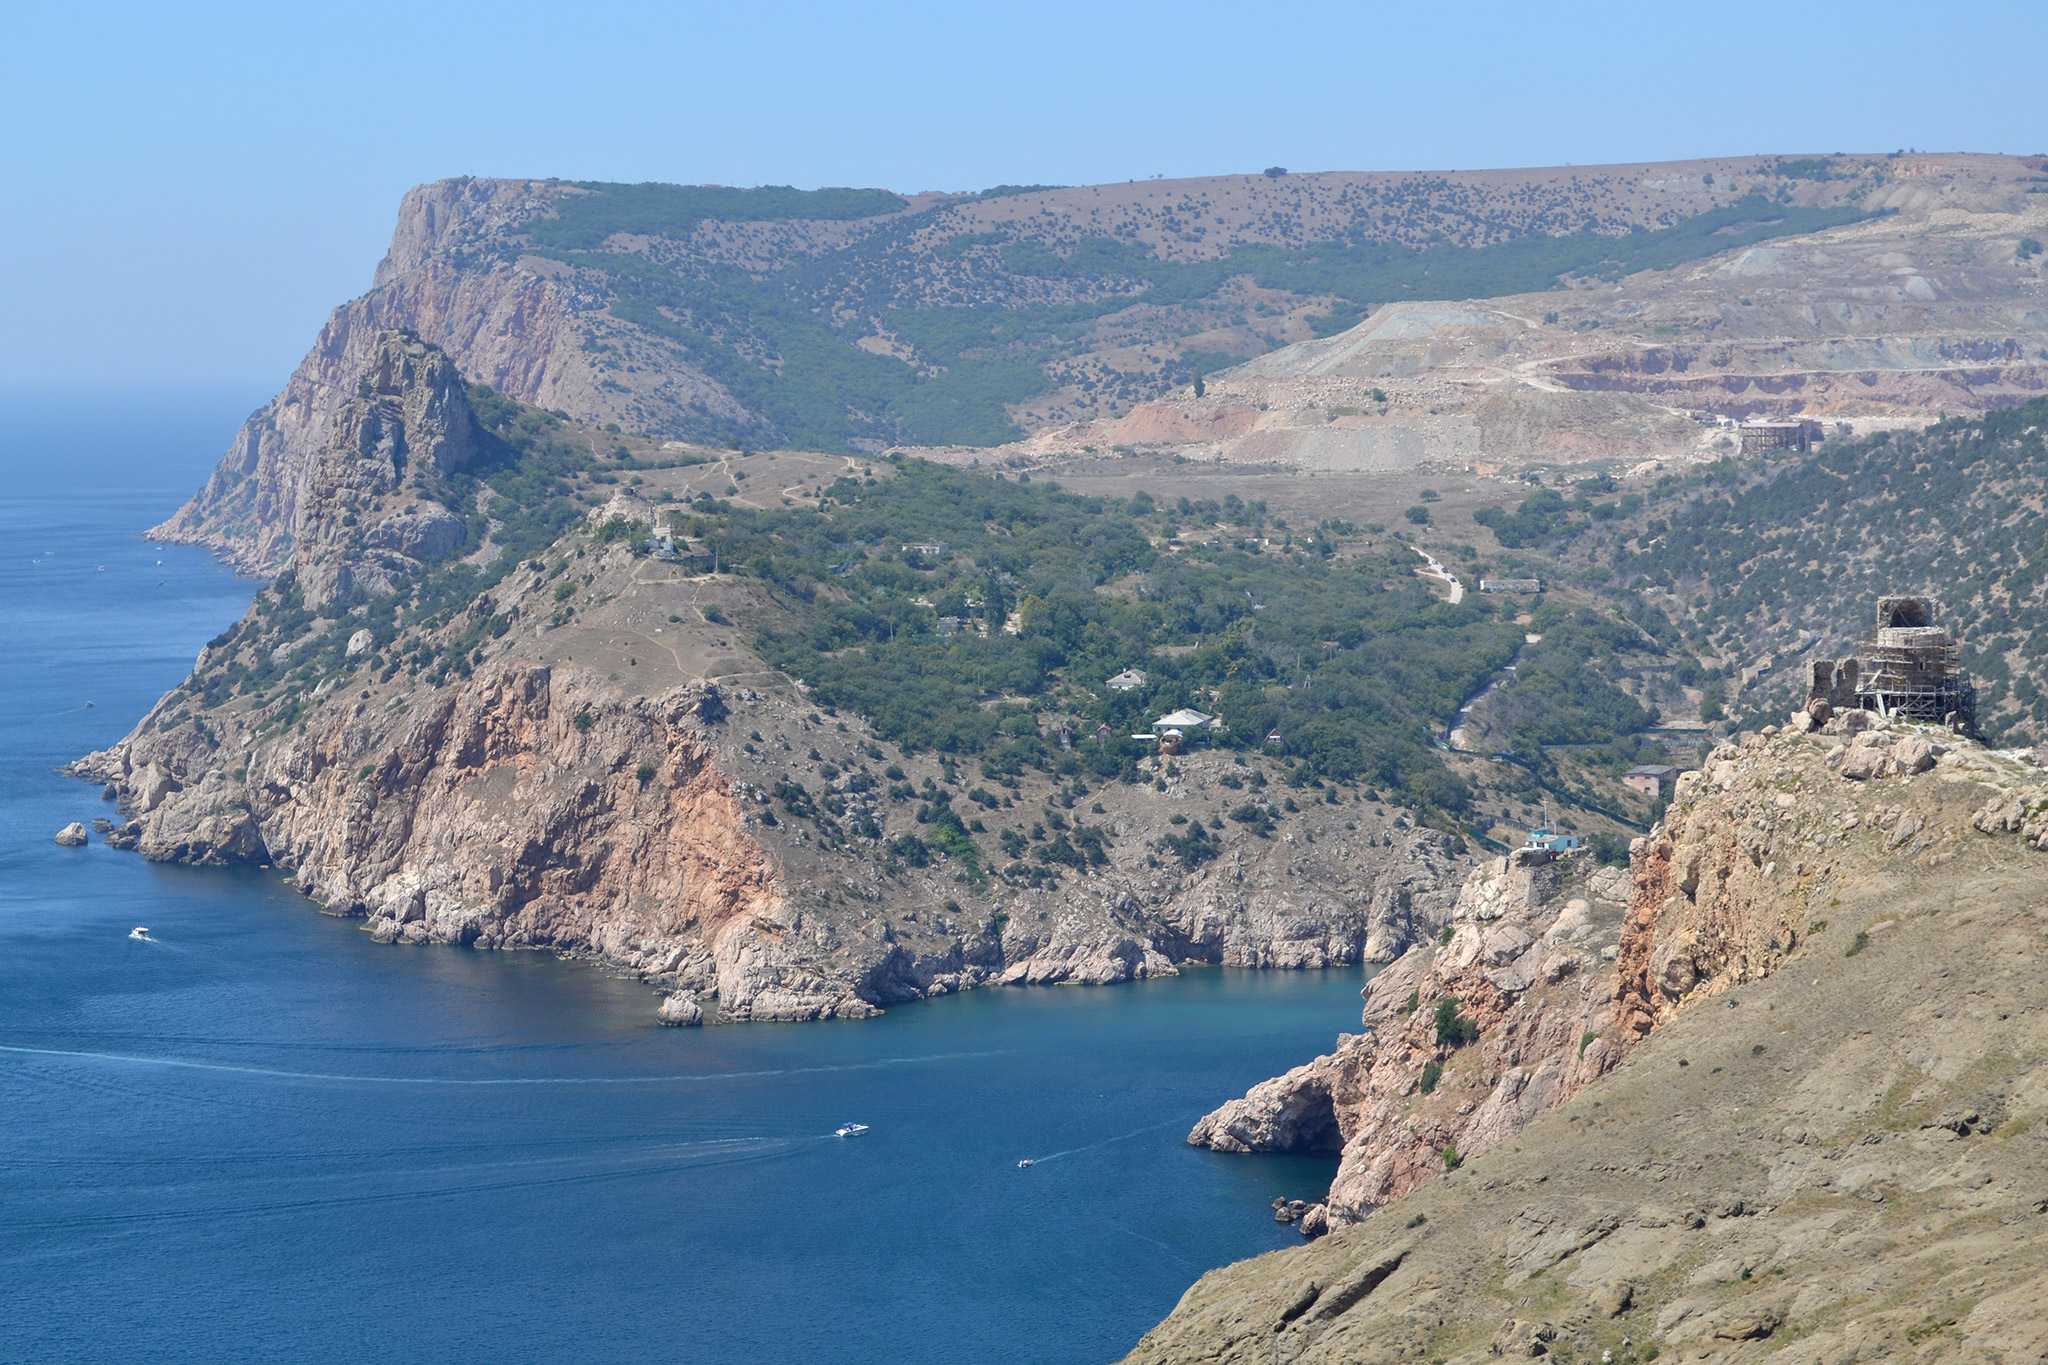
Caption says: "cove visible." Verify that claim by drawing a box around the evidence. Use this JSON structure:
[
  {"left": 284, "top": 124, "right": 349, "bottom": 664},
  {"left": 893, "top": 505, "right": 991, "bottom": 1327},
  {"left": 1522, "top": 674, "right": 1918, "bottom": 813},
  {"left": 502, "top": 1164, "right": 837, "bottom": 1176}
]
[{"left": 0, "top": 389, "right": 1369, "bottom": 1365}]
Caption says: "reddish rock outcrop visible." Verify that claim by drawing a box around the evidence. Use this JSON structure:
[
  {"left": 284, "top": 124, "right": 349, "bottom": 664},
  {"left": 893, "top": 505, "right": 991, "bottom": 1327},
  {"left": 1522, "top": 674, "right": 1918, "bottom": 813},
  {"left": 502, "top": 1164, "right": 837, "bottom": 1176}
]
[{"left": 1192, "top": 717, "right": 1989, "bottom": 1227}]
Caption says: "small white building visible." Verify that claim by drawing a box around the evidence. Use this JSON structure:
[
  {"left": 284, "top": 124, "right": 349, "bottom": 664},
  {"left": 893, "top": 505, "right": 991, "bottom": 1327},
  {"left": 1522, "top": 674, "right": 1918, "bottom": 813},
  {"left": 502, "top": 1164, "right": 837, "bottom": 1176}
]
[
  {"left": 1152, "top": 708, "right": 1216, "bottom": 734},
  {"left": 1106, "top": 668, "right": 1149, "bottom": 691}
]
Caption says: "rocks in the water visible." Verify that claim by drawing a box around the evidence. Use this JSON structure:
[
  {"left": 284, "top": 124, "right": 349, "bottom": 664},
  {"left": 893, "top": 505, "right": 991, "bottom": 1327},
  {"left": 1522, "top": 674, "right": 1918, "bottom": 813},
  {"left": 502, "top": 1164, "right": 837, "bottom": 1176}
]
[
  {"left": 90, "top": 817, "right": 113, "bottom": 833},
  {"left": 53, "top": 822, "right": 88, "bottom": 847},
  {"left": 657, "top": 992, "right": 705, "bottom": 1026},
  {"left": 101, "top": 782, "right": 118, "bottom": 800},
  {"left": 104, "top": 820, "right": 142, "bottom": 850},
  {"left": 1270, "top": 1198, "right": 1330, "bottom": 1238}
]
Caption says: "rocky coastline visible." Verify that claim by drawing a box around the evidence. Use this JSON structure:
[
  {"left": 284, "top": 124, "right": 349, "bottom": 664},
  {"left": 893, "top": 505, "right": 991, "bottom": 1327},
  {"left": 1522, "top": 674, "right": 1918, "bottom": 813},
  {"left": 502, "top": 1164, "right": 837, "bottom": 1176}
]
[
  {"left": 1187, "top": 706, "right": 2010, "bottom": 1232},
  {"left": 1129, "top": 711, "right": 2048, "bottom": 1362},
  {"left": 81, "top": 331, "right": 1469, "bottom": 1023}
]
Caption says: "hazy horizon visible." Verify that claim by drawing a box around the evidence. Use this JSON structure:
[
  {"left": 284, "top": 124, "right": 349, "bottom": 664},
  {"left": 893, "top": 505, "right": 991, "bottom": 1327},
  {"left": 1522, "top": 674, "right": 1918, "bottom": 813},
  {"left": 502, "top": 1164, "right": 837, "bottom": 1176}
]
[{"left": 8, "top": 0, "right": 2045, "bottom": 389}]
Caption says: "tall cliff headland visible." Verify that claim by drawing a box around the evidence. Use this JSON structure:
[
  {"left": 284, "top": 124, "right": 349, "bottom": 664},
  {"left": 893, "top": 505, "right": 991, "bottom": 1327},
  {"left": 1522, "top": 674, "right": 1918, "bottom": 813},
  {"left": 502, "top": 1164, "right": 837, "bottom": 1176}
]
[
  {"left": 86, "top": 332, "right": 1478, "bottom": 1021},
  {"left": 151, "top": 155, "right": 2048, "bottom": 574},
  {"left": 1129, "top": 710, "right": 2048, "bottom": 1362}
]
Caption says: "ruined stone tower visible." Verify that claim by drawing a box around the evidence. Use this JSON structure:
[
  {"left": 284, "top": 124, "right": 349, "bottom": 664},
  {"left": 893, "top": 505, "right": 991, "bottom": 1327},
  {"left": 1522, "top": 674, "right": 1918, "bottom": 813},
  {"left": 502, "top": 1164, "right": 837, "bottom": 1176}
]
[{"left": 1808, "top": 596, "right": 1977, "bottom": 735}]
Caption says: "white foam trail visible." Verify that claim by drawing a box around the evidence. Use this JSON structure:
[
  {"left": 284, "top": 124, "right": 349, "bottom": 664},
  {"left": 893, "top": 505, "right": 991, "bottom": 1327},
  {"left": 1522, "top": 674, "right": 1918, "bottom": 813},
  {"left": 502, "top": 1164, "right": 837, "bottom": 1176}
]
[
  {"left": 1024, "top": 1117, "right": 1182, "bottom": 1165},
  {"left": 0, "top": 1043, "right": 1007, "bottom": 1087}
]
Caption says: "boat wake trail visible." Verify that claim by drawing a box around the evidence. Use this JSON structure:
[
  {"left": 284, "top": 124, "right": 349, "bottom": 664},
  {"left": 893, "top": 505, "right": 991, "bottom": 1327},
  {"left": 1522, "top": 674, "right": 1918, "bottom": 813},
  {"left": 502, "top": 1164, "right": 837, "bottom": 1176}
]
[
  {"left": 9, "top": 1135, "right": 813, "bottom": 1232},
  {"left": 1024, "top": 1118, "right": 1183, "bottom": 1166},
  {"left": 0, "top": 1043, "right": 1008, "bottom": 1087}
]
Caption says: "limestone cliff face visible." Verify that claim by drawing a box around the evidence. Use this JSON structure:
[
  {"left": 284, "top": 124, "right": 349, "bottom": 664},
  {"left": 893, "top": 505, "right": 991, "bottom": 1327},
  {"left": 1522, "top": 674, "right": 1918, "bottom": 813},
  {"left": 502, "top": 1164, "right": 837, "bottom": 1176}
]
[
  {"left": 150, "top": 179, "right": 740, "bottom": 574},
  {"left": 1189, "top": 712, "right": 1996, "bottom": 1229},
  {"left": 289, "top": 332, "right": 478, "bottom": 607},
  {"left": 1190, "top": 855, "right": 1633, "bottom": 1228},
  {"left": 1129, "top": 721, "right": 2048, "bottom": 1365},
  {"left": 87, "top": 665, "right": 843, "bottom": 1017},
  {"left": 101, "top": 335, "right": 1473, "bottom": 1023},
  {"left": 150, "top": 250, "right": 570, "bottom": 572},
  {"left": 78, "top": 652, "right": 1467, "bottom": 1023}
]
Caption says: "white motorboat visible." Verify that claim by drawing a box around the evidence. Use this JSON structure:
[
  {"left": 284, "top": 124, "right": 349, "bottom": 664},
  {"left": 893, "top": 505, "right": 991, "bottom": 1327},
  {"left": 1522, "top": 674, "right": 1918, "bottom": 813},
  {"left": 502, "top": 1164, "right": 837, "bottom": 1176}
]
[
  {"left": 128, "top": 927, "right": 151, "bottom": 940},
  {"left": 1017, "top": 1158, "right": 1033, "bottom": 1168},
  {"left": 835, "top": 1122, "right": 868, "bottom": 1138}
]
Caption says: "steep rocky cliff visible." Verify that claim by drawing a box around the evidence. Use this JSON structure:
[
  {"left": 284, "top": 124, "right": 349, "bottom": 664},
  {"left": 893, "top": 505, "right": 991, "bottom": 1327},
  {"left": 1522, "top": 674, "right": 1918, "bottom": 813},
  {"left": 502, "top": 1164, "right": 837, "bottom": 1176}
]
[
  {"left": 1131, "top": 712, "right": 2048, "bottom": 1362},
  {"left": 153, "top": 156, "right": 2048, "bottom": 571},
  {"left": 1185, "top": 714, "right": 1981, "bottom": 1230},
  {"left": 91, "top": 334, "right": 1470, "bottom": 1021}
]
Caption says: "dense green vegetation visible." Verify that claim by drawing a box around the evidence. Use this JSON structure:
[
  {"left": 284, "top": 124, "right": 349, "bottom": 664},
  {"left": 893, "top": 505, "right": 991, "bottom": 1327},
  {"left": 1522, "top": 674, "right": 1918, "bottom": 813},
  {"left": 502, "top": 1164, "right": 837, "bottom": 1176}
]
[
  {"left": 1005, "top": 196, "right": 1871, "bottom": 312},
  {"left": 627, "top": 459, "right": 1674, "bottom": 823},
  {"left": 1582, "top": 397, "right": 2048, "bottom": 743},
  {"left": 525, "top": 183, "right": 908, "bottom": 251},
  {"left": 518, "top": 183, "right": 1875, "bottom": 453}
]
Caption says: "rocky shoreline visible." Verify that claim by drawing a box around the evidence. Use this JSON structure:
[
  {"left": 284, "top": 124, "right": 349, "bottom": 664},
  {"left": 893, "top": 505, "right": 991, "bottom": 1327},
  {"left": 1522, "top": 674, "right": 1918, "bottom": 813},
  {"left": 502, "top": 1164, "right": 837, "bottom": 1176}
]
[
  {"left": 1182, "top": 705, "right": 2021, "bottom": 1231},
  {"left": 80, "top": 331, "right": 1469, "bottom": 1024},
  {"left": 1127, "top": 710, "right": 2048, "bottom": 1362}
]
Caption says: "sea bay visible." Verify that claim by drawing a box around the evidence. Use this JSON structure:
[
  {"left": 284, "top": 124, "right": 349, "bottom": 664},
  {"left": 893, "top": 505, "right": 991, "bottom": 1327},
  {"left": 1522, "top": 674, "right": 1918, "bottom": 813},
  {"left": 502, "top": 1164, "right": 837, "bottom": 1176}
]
[{"left": 0, "top": 388, "right": 1367, "bottom": 1364}]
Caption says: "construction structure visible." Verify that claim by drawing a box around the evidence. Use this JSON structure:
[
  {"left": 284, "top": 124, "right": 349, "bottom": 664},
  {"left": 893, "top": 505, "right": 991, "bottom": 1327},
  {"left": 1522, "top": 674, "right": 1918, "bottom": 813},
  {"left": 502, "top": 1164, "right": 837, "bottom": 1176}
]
[
  {"left": 1738, "top": 419, "right": 1824, "bottom": 456},
  {"left": 1807, "top": 596, "right": 1977, "bottom": 735},
  {"left": 1623, "top": 763, "right": 1681, "bottom": 796}
]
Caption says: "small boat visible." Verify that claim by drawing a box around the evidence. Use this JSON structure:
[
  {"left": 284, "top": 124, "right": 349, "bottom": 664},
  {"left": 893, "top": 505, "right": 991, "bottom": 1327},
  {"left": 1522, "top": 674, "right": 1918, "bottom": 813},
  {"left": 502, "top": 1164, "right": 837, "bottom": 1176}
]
[
  {"left": 129, "top": 927, "right": 152, "bottom": 940},
  {"left": 1017, "top": 1158, "right": 1034, "bottom": 1168},
  {"left": 835, "top": 1122, "right": 868, "bottom": 1138}
]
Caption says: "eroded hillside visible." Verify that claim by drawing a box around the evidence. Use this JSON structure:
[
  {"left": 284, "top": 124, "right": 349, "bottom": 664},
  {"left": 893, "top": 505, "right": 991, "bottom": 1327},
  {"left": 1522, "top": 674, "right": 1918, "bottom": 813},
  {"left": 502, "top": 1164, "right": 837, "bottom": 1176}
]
[
  {"left": 1126, "top": 710, "right": 2048, "bottom": 1363},
  {"left": 152, "top": 154, "right": 2048, "bottom": 573},
  {"left": 82, "top": 333, "right": 1532, "bottom": 1021}
]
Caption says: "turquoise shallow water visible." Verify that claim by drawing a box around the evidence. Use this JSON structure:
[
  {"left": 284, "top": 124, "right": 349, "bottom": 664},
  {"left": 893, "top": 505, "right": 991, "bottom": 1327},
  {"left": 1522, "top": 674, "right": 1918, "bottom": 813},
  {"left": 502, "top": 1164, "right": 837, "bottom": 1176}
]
[{"left": 0, "top": 389, "right": 1367, "bottom": 1365}]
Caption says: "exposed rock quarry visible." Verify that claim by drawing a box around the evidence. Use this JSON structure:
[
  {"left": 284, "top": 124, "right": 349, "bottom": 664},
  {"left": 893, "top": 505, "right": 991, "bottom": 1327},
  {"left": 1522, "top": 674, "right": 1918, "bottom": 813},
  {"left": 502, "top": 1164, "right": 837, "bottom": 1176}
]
[
  {"left": 1133, "top": 711, "right": 2048, "bottom": 1362},
  {"left": 151, "top": 156, "right": 2048, "bottom": 573}
]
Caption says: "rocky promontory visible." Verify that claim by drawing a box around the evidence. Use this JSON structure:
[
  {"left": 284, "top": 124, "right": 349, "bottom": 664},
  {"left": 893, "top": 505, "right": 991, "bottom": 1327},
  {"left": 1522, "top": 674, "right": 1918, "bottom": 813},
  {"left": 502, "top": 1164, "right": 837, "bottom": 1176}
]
[
  {"left": 1133, "top": 711, "right": 2048, "bottom": 1361},
  {"left": 85, "top": 332, "right": 1470, "bottom": 1022}
]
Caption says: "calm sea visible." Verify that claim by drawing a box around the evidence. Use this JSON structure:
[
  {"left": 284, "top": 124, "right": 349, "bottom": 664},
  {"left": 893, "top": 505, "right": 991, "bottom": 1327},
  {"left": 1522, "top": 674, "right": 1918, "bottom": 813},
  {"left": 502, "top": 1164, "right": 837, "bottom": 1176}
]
[{"left": 0, "top": 387, "right": 1366, "bottom": 1365}]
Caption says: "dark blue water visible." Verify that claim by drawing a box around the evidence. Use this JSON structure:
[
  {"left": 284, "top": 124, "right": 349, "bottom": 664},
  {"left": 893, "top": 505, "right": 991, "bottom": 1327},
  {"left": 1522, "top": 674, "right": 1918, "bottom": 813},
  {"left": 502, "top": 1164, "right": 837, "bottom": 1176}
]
[{"left": 0, "top": 389, "right": 1364, "bottom": 1365}]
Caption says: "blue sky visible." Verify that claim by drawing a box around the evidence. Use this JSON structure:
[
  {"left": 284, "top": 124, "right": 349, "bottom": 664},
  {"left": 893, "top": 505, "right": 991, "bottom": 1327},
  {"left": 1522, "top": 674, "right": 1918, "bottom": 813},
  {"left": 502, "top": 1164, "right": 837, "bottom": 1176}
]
[{"left": 6, "top": 0, "right": 2044, "bottom": 386}]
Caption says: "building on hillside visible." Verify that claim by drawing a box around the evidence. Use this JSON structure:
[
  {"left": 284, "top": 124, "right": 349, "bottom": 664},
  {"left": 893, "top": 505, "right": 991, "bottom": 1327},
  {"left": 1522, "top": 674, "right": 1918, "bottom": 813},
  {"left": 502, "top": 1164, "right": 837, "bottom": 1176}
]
[
  {"left": 1623, "top": 763, "right": 1681, "bottom": 796},
  {"left": 1807, "top": 595, "right": 1977, "bottom": 734},
  {"left": 1738, "top": 419, "right": 1823, "bottom": 456},
  {"left": 936, "top": 616, "right": 962, "bottom": 635},
  {"left": 1480, "top": 577, "right": 1543, "bottom": 594},
  {"left": 1152, "top": 708, "right": 1216, "bottom": 734},
  {"left": 1105, "top": 668, "right": 1149, "bottom": 691}
]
